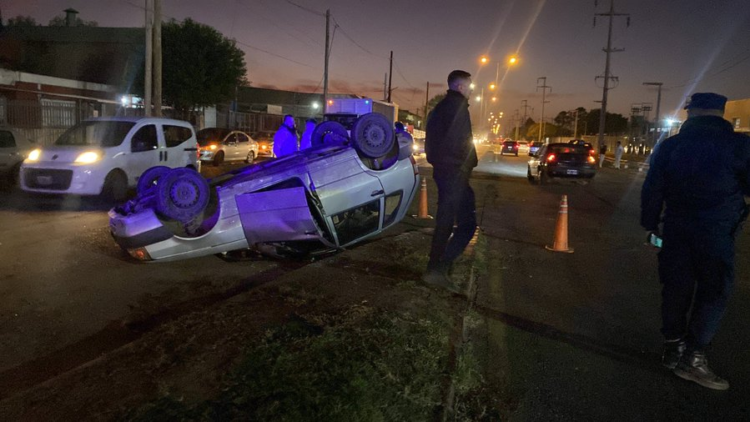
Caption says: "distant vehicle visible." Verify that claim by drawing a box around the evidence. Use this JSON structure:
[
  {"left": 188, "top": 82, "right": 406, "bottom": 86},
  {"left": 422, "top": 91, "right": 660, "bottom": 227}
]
[
  {"left": 198, "top": 128, "right": 259, "bottom": 166},
  {"left": 527, "top": 143, "right": 597, "bottom": 184},
  {"left": 499, "top": 140, "right": 519, "bottom": 156},
  {"left": 109, "top": 113, "right": 419, "bottom": 262},
  {"left": 412, "top": 137, "right": 425, "bottom": 155},
  {"left": 0, "top": 127, "right": 36, "bottom": 186},
  {"left": 517, "top": 141, "right": 530, "bottom": 155},
  {"left": 568, "top": 139, "right": 595, "bottom": 154},
  {"left": 21, "top": 117, "right": 199, "bottom": 201},
  {"left": 251, "top": 130, "right": 276, "bottom": 158},
  {"left": 528, "top": 140, "right": 545, "bottom": 156},
  {"left": 325, "top": 98, "right": 398, "bottom": 129}
]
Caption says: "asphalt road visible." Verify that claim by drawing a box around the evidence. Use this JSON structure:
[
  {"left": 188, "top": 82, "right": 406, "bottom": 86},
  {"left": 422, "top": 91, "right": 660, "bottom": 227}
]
[{"left": 1, "top": 145, "right": 749, "bottom": 419}]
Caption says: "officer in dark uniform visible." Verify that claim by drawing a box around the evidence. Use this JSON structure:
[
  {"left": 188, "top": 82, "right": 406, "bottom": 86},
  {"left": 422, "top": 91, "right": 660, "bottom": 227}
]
[
  {"left": 641, "top": 92, "right": 750, "bottom": 390},
  {"left": 423, "top": 70, "right": 478, "bottom": 293}
]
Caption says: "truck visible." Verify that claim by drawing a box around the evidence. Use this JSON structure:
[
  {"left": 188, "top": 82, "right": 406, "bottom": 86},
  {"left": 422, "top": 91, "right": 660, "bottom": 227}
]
[{"left": 324, "top": 98, "right": 398, "bottom": 129}]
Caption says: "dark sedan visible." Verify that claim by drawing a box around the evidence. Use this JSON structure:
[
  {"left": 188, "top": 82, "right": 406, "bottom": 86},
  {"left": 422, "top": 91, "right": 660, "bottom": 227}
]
[{"left": 527, "top": 143, "right": 597, "bottom": 184}]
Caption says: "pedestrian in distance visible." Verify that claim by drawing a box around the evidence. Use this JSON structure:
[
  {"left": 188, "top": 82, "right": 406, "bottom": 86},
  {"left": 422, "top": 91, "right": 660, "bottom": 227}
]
[
  {"left": 273, "top": 115, "right": 299, "bottom": 158},
  {"left": 423, "top": 70, "right": 478, "bottom": 294},
  {"left": 300, "top": 118, "right": 317, "bottom": 151},
  {"left": 614, "top": 141, "right": 624, "bottom": 169},
  {"left": 599, "top": 143, "right": 607, "bottom": 168},
  {"left": 641, "top": 92, "right": 750, "bottom": 391}
]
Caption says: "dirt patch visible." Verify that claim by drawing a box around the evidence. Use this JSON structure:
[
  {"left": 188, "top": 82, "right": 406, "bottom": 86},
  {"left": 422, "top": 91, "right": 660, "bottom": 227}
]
[{"left": 0, "top": 231, "right": 498, "bottom": 421}]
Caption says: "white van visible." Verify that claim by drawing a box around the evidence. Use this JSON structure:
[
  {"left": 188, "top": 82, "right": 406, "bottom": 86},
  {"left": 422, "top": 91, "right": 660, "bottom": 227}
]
[{"left": 21, "top": 117, "right": 200, "bottom": 200}]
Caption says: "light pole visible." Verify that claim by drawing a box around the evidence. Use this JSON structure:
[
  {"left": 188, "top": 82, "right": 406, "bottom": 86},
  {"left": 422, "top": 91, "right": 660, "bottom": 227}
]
[{"left": 643, "top": 82, "right": 663, "bottom": 145}]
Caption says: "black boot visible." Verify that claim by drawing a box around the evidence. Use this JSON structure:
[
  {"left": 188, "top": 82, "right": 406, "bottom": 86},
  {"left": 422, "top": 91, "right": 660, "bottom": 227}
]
[
  {"left": 674, "top": 349, "right": 729, "bottom": 390},
  {"left": 661, "top": 339, "right": 686, "bottom": 369},
  {"left": 423, "top": 261, "right": 461, "bottom": 294}
]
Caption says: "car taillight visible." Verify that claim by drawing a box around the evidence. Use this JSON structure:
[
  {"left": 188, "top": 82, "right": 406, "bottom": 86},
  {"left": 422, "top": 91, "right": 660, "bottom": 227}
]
[
  {"left": 409, "top": 155, "right": 419, "bottom": 175},
  {"left": 127, "top": 247, "right": 152, "bottom": 261},
  {"left": 588, "top": 155, "right": 596, "bottom": 164},
  {"left": 547, "top": 154, "right": 556, "bottom": 162}
]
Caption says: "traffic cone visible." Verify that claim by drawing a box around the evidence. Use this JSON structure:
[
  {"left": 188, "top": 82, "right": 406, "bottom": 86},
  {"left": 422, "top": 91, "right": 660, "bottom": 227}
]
[
  {"left": 415, "top": 178, "right": 432, "bottom": 219},
  {"left": 545, "top": 195, "right": 574, "bottom": 253}
]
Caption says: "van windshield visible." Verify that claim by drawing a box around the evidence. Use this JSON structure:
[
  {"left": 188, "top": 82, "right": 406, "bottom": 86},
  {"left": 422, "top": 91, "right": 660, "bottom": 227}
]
[{"left": 55, "top": 121, "right": 135, "bottom": 147}]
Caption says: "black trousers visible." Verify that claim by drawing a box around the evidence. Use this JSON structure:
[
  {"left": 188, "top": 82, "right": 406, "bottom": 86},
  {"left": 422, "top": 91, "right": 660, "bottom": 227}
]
[
  {"left": 658, "top": 219, "right": 736, "bottom": 349},
  {"left": 428, "top": 171, "right": 477, "bottom": 271}
]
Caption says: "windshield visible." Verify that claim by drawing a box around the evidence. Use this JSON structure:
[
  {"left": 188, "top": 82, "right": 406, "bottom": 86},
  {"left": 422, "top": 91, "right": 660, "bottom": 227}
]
[
  {"left": 55, "top": 121, "right": 135, "bottom": 147},
  {"left": 197, "top": 128, "right": 230, "bottom": 145},
  {"left": 548, "top": 145, "right": 589, "bottom": 155}
]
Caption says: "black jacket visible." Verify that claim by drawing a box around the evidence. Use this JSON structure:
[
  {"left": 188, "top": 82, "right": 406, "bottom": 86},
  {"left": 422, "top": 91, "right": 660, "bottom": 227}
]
[
  {"left": 425, "top": 90, "right": 477, "bottom": 174},
  {"left": 641, "top": 115, "right": 750, "bottom": 231}
]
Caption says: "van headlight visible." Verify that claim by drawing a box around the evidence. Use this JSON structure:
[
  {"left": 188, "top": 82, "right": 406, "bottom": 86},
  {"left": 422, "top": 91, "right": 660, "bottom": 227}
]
[
  {"left": 75, "top": 151, "right": 101, "bottom": 164},
  {"left": 26, "top": 148, "right": 41, "bottom": 162}
]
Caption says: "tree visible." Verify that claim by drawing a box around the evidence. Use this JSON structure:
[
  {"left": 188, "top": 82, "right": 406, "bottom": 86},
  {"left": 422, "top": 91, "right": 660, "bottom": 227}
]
[
  {"left": 48, "top": 15, "right": 98, "bottom": 27},
  {"left": 584, "top": 109, "right": 628, "bottom": 135},
  {"left": 6, "top": 15, "right": 38, "bottom": 27},
  {"left": 134, "top": 18, "right": 247, "bottom": 115}
]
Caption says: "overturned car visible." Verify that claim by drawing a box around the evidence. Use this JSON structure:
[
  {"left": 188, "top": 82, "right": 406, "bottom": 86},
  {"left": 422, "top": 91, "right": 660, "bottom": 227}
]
[{"left": 109, "top": 113, "right": 420, "bottom": 262}]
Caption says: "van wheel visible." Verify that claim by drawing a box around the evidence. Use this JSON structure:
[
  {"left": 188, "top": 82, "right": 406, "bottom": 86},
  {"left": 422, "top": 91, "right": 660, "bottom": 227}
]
[
  {"left": 103, "top": 170, "right": 128, "bottom": 202},
  {"left": 155, "top": 168, "right": 210, "bottom": 223},
  {"left": 245, "top": 151, "right": 255, "bottom": 164},
  {"left": 213, "top": 152, "right": 224, "bottom": 166},
  {"left": 137, "top": 166, "right": 171, "bottom": 196}
]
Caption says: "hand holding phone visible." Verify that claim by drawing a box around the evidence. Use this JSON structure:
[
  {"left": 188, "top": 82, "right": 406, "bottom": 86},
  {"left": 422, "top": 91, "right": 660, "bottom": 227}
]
[{"left": 647, "top": 231, "right": 663, "bottom": 248}]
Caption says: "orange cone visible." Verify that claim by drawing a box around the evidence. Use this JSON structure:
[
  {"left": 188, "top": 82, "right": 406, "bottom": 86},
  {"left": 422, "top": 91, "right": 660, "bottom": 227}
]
[
  {"left": 416, "top": 178, "right": 432, "bottom": 219},
  {"left": 545, "top": 195, "right": 574, "bottom": 253}
]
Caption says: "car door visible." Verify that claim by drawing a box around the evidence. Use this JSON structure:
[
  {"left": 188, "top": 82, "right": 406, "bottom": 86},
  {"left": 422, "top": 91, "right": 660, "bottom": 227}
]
[
  {"left": 162, "top": 124, "right": 196, "bottom": 168},
  {"left": 125, "top": 123, "right": 161, "bottom": 185},
  {"left": 529, "top": 145, "right": 546, "bottom": 177},
  {"left": 235, "top": 132, "right": 251, "bottom": 161},
  {"left": 223, "top": 132, "right": 240, "bottom": 161}
]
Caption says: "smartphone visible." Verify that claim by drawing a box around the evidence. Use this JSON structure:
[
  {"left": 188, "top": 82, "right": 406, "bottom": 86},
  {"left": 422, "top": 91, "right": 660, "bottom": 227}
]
[{"left": 648, "top": 232, "right": 663, "bottom": 248}]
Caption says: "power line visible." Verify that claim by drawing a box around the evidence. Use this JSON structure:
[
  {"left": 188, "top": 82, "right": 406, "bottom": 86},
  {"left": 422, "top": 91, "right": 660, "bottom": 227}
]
[
  {"left": 330, "top": 15, "right": 385, "bottom": 59},
  {"left": 284, "top": 0, "right": 325, "bottom": 17},
  {"left": 237, "top": 0, "right": 322, "bottom": 48}
]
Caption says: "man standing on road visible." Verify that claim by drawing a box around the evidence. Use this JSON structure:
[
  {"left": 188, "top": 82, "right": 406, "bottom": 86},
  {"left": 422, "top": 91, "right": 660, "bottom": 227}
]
[
  {"left": 614, "top": 141, "right": 624, "bottom": 169},
  {"left": 299, "top": 118, "right": 316, "bottom": 151},
  {"left": 599, "top": 143, "right": 607, "bottom": 168},
  {"left": 424, "top": 70, "right": 478, "bottom": 293},
  {"left": 641, "top": 92, "right": 750, "bottom": 391},
  {"left": 273, "top": 115, "right": 299, "bottom": 158}
]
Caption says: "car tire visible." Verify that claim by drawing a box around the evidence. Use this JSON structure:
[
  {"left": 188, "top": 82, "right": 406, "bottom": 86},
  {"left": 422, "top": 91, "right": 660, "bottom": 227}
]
[
  {"left": 137, "top": 166, "right": 171, "bottom": 197},
  {"left": 351, "top": 113, "right": 395, "bottom": 158},
  {"left": 540, "top": 169, "right": 550, "bottom": 185},
  {"left": 311, "top": 121, "right": 349, "bottom": 148},
  {"left": 527, "top": 167, "right": 536, "bottom": 183},
  {"left": 213, "top": 152, "right": 224, "bottom": 167},
  {"left": 245, "top": 151, "right": 255, "bottom": 164},
  {"left": 103, "top": 170, "right": 128, "bottom": 202},
  {"left": 155, "top": 168, "right": 210, "bottom": 223}
]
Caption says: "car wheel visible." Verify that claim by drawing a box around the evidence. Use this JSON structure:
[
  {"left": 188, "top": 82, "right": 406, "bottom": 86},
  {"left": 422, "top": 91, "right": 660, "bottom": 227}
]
[
  {"left": 213, "top": 151, "right": 224, "bottom": 166},
  {"left": 351, "top": 113, "right": 395, "bottom": 158},
  {"left": 245, "top": 151, "right": 255, "bottom": 164},
  {"left": 155, "top": 168, "right": 210, "bottom": 223},
  {"left": 137, "top": 166, "right": 171, "bottom": 197},
  {"left": 527, "top": 166, "right": 536, "bottom": 183},
  {"left": 540, "top": 169, "right": 550, "bottom": 185},
  {"left": 311, "top": 121, "right": 349, "bottom": 148},
  {"left": 103, "top": 170, "right": 128, "bottom": 202}
]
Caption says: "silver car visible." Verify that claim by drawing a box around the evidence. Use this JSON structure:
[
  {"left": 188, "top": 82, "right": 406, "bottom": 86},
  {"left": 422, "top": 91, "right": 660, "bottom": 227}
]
[
  {"left": 198, "top": 128, "right": 259, "bottom": 166},
  {"left": 0, "top": 127, "right": 36, "bottom": 186},
  {"left": 109, "top": 113, "right": 419, "bottom": 262}
]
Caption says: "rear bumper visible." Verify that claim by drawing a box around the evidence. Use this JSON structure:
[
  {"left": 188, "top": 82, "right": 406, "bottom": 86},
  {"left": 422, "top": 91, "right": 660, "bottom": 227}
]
[{"left": 547, "top": 166, "right": 596, "bottom": 178}]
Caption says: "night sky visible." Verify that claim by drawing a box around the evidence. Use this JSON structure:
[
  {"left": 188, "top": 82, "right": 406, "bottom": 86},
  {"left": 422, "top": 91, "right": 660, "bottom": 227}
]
[{"left": 3, "top": 0, "right": 750, "bottom": 124}]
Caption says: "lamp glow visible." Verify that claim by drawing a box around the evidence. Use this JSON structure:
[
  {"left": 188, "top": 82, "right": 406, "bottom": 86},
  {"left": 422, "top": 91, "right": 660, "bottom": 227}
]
[
  {"left": 74, "top": 151, "right": 100, "bottom": 164},
  {"left": 26, "top": 148, "right": 41, "bottom": 162}
]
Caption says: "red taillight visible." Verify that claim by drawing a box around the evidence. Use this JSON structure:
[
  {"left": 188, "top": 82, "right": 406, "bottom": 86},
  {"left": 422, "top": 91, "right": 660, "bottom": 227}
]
[
  {"left": 589, "top": 149, "right": 595, "bottom": 155},
  {"left": 547, "top": 154, "right": 556, "bottom": 162}
]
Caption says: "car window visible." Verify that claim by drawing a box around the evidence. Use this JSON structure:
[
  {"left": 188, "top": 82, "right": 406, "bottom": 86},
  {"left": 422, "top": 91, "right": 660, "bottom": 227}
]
[
  {"left": 383, "top": 191, "right": 403, "bottom": 227},
  {"left": 56, "top": 121, "right": 134, "bottom": 147},
  {"left": 163, "top": 125, "right": 193, "bottom": 148},
  {"left": 549, "top": 145, "right": 589, "bottom": 155},
  {"left": 131, "top": 125, "right": 159, "bottom": 153},
  {"left": 0, "top": 130, "right": 15, "bottom": 148},
  {"left": 237, "top": 133, "right": 249, "bottom": 143},
  {"left": 332, "top": 199, "right": 381, "bottom": 245}
]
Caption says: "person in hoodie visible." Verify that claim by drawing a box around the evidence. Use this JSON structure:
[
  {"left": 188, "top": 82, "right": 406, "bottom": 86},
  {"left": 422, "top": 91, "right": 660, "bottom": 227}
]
[
  {"left": 299, "top": 118, "right": 317, "bottom": 151},
  {"left": 641, "top": 92, "right": 750, "bottom": 391},
  {"left": 423, "top": 70, "right": 478, "bottom": 293},
  {"left": 273, "top": 115, "right": 299, "bottom": 158}
]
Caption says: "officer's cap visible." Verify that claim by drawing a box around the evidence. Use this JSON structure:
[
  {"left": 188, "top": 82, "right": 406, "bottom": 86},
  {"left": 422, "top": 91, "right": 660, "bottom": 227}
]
[{"left": 684, "top": 92, "right": 727, "bottom": 111}]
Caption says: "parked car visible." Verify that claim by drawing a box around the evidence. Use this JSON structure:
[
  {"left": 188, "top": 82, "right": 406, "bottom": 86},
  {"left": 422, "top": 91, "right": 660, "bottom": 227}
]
[
  {"left": 109, "top": 113, "right": 420, "bottom": 262},
  {"left": 197, "top": 128, "right": 258, "bottom": 166},
  {"left": 21, "top": 117, "right": 200, "bottom": 200},
  {"left": 251, "top": 130, "right": 276, "bottom": 158},
  {"left": 527, "top": 143, "right": 597, "bottom": 184},
  {"left": 0, "top": 127, "right": 36, "bottom": 186},
  {"left": 499, "top": 140, "right": 519, "bottom": 156},
  {"left": 517, "top": 141, "right": 530, "bottom": 155},
  {"left": 528, "top": 140, "right": 545, "bottom": 156},
  {"left": 412, "top": 137, "right": 425, "bottom": 155}
]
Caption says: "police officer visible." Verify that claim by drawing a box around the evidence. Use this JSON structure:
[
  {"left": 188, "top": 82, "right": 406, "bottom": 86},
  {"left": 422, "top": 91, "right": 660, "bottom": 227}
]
[
  {"left": 423, "top": 70, "right": 478, "bottom": 293},
  {"left": 641, "top": 92, "right": 750, "bottom": 390}
]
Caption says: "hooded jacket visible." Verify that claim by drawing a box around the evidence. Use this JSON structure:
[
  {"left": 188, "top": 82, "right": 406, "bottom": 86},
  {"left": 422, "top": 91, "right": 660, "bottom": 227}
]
[
  {"left": 273, "top": 124, "right": 299, "bottom": 158},
  {"left": 425, "top": 90, "right": 478, "bottom": 174},
  {"left": 641, "top": 115, "right": 750, "bottom": 231}
]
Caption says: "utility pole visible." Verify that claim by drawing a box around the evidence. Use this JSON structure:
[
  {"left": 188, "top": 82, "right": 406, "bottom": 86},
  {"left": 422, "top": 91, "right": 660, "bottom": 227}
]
[
  {"left": 573, "top": 108, "right": 579, "bottom": 139},
  {"left": 387, "top": 51, "right": 393, "bottom": 103},
  {"left": 144, "top": 0, "right": 153, "bottom": 116},
  {"left": 594, "top": 0, "right": 629, "bottom": 149},
  {"left": 536, "top": 77, "right": 551, "bottom": 143},
  {"left": 323, "top": 9, "right": 330, "bottom": 109},
  {"left": 153, "top": 0, "right": 162, "bottom": 117},
  {"left": 643, "top": 82, "right": 663, "bottom": 144},
  {"left": 521, "top": 99, "right": 531, "bottom": 139},
  {"left": 514, "top": 109, "right": 520, "bottom": 140},
  {"left": 383, "top": 73, "right": 388, "bottom": 101}
]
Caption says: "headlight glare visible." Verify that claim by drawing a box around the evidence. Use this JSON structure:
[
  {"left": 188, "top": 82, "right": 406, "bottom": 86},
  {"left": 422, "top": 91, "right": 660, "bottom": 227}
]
[
  {"left": 26, "top": 148, "right": 41, "bottom": 162},
  {"left": 75, "top": 151, "right": 100, "bottom": 164}
]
